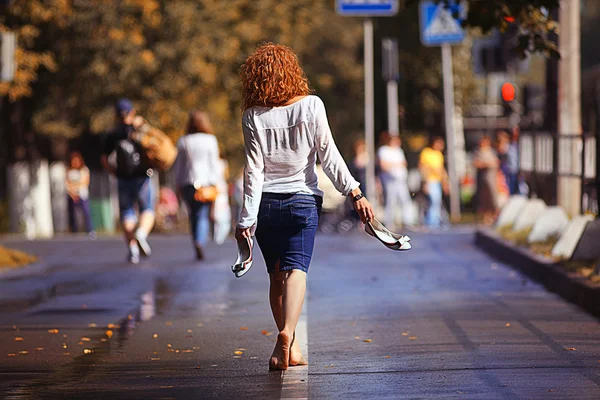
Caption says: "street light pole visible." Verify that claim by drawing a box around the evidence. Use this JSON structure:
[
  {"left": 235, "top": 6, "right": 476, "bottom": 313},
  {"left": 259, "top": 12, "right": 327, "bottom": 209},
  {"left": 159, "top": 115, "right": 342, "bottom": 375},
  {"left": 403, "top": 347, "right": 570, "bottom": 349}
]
[
  {"left": 364, "top": 18, "right": 376, "bottom": 202},
  {"left": 441, "top": 43, "right": 460, "bottom": 221}
]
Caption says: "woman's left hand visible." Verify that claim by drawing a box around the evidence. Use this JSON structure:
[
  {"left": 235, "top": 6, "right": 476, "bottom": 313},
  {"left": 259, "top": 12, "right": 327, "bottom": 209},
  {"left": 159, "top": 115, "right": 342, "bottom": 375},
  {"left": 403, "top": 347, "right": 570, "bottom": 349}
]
[{"left": 235, "top": 226, "right": 252, "bottom": 240}]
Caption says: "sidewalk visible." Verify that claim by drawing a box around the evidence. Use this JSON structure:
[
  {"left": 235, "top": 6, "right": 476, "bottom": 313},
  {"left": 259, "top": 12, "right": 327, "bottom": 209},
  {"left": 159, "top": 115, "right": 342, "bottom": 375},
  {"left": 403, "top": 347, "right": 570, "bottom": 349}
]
[{"left": 1, "top": 231, "right": 599, "bottom": 399}]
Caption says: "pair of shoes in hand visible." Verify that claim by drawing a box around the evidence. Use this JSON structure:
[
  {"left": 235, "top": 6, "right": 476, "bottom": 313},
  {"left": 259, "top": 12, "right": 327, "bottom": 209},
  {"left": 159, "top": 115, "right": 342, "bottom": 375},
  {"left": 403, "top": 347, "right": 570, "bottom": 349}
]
[{"left": 365, "top": 218, "right": 411, "bottom": 251}]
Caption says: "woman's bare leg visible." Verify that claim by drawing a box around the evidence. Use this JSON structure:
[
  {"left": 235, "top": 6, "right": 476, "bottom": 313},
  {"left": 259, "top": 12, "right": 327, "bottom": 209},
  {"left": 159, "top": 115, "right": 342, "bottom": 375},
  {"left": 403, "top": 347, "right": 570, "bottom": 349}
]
[{"left": 269, "top": 269, "right": 307, "bottom": 370}]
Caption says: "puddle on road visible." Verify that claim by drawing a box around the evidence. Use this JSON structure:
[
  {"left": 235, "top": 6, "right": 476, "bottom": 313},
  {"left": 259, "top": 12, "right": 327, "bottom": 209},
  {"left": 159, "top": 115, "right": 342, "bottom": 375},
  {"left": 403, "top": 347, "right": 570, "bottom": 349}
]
[{"left": 2, "top": 284, "right": 163, "bottom": 399}]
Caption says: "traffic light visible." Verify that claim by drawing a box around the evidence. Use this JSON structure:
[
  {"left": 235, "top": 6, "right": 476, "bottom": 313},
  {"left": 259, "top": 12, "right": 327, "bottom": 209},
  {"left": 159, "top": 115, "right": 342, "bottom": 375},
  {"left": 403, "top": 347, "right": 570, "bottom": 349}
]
[{"left": 501, "top": 82, "right": 516, "bottom": 116}]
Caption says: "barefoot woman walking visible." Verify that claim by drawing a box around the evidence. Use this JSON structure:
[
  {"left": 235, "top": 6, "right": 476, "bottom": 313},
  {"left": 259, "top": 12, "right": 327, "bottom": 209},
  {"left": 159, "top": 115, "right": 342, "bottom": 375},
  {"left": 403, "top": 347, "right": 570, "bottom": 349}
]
[{"left": 236, "top": 43, "right": 374, "bottom": 370}]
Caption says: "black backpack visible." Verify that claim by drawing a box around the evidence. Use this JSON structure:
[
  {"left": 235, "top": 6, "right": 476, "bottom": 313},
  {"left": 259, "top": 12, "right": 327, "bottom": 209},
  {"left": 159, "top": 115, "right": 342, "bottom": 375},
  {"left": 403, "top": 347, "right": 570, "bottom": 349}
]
[{"left": 114, "top": 137, "right": 148, "bottom": 178}]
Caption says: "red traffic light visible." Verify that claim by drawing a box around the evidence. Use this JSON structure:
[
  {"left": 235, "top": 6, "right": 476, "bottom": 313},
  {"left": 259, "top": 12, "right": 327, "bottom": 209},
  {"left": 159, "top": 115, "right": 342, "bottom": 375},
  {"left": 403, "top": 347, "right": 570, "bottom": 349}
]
[{"left": 501, "top": 82, "right": 516, "bottom": 102}]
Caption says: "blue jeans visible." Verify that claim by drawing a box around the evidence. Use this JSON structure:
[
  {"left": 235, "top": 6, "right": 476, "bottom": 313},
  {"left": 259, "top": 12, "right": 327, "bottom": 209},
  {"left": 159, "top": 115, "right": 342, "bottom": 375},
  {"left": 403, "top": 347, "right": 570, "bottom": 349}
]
[
  {"left": 117, "top": 176, "right": 155, "bottom": 223},
  {"left": 182, "top": 185, "right": 212, "bottom": 246},
  {"left": 425, "top": 181, "right": 442, "bottom": 228},
  {"left": 255, "top": 193, "right": 322, "bottom": 274},
  {"left": 68, "top": 197, "right": 93, "bottom": 233}
]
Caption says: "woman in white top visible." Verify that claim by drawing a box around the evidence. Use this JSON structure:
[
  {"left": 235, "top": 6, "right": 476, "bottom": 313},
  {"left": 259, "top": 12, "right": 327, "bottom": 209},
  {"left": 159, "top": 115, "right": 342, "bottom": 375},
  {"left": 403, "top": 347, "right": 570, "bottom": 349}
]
[
  {"left": 236, "top": 43, "right": 374, "bottom": 370},
  {"left": 66, "top": 151, "right": 94, "bottom": 235},
  {"left": 377, "top": 132, "right": 414, "bottom": 228},
  {"left": 174, "top": 110, "right": 220, "bottom": 260}
]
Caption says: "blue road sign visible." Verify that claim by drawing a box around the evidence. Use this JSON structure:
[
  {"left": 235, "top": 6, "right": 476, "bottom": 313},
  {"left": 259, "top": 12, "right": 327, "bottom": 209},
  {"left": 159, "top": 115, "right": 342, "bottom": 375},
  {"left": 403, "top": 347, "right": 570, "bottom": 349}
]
[
  {"left": 336, "top": 0, "right": 398, "bottom": 17},
  {"left": 419, "top": 1, "right": 465, "bottom": 46}
]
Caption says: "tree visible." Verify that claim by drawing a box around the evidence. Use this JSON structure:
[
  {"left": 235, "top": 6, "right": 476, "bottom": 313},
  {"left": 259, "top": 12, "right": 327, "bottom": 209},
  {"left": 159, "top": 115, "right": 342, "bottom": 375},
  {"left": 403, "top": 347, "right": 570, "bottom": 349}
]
[
  {"left": 406, "top": 0, "right": 560, "bottom": 58},
  {"left": 1, "top": 0, "right": 365, "bottom": 170}
]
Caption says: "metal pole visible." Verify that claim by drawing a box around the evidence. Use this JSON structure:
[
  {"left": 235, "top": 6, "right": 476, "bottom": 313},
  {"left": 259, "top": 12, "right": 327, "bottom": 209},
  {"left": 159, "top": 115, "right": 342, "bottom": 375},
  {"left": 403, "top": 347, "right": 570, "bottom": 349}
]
[
  {"left": 387, "top": 80, "right": 399, "bottom": 135},
  {"left": 364, "top": 18, "right": 376, "bottom": 202},
  {"left": 441, "top": 43, "right": 460, "bottom": 221}
]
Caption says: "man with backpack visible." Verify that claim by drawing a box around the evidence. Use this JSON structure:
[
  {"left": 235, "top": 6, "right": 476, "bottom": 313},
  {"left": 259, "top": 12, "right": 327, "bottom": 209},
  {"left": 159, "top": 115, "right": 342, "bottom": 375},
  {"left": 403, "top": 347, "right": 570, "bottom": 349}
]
[{"left": 101, "top": 99, "right": 156, "bottom": 264}]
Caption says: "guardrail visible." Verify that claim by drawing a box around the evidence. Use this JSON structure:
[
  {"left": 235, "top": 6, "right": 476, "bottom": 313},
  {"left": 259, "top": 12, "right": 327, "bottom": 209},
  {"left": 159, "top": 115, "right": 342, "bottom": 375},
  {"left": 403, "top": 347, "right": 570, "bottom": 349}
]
[{"left": 519, "top": 131, "right": 598, "bottom": 215}]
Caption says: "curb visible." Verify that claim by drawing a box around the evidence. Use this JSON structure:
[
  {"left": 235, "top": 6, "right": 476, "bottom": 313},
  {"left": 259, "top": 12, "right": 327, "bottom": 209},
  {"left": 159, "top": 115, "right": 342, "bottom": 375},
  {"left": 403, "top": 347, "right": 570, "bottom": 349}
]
[
  {"left": 0, "top": 261, "right": 52, "bottom": 280},
  {"left": 475, "top": 229, "right": 600, "bottom": 319}
]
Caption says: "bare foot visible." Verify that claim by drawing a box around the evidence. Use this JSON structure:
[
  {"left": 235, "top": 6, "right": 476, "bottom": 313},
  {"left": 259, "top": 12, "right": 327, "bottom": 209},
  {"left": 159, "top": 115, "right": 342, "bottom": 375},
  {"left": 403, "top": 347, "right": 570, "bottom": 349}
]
[
  {"left": 269, "top": 331, "right": 290, "bottom": 370},
  {"left": 289, "top": 332, "right": 308, "bottom": 366}
]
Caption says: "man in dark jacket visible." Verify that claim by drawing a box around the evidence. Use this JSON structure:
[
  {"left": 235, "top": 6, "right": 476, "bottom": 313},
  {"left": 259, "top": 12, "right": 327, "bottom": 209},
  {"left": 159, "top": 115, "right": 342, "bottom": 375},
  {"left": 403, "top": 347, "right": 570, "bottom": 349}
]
[{"left": 101, "top": 99, "right": 155, "bottom": 264}]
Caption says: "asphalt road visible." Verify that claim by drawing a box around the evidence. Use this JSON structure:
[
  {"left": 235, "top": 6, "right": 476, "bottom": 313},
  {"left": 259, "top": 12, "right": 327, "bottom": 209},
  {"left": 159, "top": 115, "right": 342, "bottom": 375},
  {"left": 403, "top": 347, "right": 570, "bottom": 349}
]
[{"left": 1, "top": 229, "right": 599, "bottom": 399}]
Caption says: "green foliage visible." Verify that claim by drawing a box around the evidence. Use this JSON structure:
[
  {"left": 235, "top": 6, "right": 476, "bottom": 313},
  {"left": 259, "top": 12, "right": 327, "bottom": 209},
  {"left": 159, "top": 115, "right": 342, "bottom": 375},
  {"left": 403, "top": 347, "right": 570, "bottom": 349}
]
[
  {"left": 405, "top": 0, "right": 560, "bottom": 58},
  {"left": 1, "top": 0, "right": 364, "bottom": 167}
]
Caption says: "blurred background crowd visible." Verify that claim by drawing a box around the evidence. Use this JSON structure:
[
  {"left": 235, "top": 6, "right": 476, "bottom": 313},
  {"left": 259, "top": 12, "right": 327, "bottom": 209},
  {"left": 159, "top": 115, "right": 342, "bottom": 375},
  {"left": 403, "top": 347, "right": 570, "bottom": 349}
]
[{"left": 0, "top": 0, "right": 598, "bottom": 247}]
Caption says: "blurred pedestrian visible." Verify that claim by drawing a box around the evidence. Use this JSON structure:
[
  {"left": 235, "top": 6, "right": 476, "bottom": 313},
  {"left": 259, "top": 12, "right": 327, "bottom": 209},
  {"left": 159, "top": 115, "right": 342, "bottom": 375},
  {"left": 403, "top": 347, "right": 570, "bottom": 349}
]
[
  {"left": 174, "top": 110, "right": 220, "bottom": 260},
  {"left": 419, "top": 136, "right": 447, "bottom": 228},
  {"left": 507, "top": 127, "right": 521, "bottom": 195},
  {"left": 474, "top": 135, "right": 500, "bottom": 225},
  {"left": 156, "top": 187, "right": 179, "bottom": 231},
  {"left": 101, "top": 99, "right": 155, "bottom": 264},
  {"left": 378, "top": 132, "right": 413, "bottom": 229},
  {"left": 66, "top": 151, "right": 94, "bottom": 237},
  {"left": 349, "top": 139, "right": 368, "bottom": 194},
  {"left": 236, "top": 43, "right": 374, "bottom": 371},
  {"left": 213, "top": 155, "right": 232, "bottom": 245}
]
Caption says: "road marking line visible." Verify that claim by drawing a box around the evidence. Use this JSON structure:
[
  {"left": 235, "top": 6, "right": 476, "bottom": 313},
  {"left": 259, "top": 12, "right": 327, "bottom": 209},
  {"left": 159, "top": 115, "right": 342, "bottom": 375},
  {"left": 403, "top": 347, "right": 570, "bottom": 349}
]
[{"left": 280, "top": 301, "right": 308, "bottom": 400}]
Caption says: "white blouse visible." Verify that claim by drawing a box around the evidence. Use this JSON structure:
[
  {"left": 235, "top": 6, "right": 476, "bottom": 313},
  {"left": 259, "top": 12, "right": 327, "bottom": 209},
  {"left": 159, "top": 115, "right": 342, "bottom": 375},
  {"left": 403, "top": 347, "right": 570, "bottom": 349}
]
[
  {"left": 238, "top": 95, "right": 359, "bottom": 229},
  {"left": 174, "top": 133, "right": 220, "bottom": 189}
]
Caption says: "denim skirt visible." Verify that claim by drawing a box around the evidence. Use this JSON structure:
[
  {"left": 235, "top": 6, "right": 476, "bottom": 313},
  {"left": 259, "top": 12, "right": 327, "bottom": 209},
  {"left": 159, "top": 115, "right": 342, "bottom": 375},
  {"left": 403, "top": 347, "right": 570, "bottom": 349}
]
[{"left": 255, "top": 193, "right": 322, "bottom": 274}]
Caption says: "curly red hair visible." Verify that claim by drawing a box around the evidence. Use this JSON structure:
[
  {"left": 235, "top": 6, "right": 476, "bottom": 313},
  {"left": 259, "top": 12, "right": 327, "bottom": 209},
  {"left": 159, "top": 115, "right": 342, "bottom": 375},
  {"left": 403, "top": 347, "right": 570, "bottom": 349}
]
[{"left": 240, "top": 43, "right": 313, "bottom": 111}]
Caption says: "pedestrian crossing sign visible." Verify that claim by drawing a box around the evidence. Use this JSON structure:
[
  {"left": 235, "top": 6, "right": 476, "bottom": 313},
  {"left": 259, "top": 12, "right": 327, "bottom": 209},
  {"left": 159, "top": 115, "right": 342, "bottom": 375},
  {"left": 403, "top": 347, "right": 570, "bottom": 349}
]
[{"left": 419, "top": 0, "right": 465, "bottom": 46}]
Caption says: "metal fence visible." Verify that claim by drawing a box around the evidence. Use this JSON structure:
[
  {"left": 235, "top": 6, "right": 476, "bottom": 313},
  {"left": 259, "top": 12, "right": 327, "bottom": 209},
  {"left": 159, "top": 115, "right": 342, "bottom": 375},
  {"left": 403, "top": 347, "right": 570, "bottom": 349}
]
[{"left": 519, "top": 131, "right": 598, "bottom": 215}]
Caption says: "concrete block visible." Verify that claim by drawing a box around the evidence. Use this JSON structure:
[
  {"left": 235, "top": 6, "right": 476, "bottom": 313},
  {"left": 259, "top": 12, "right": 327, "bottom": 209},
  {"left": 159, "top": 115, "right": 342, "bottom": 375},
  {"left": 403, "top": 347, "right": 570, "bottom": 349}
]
[
  {"left": 512, "top": 198, "right": 546, "bottom": 232},
  {"left": 571, "top": 219, "right": 600, "bottom": 262},
  {"left": 495, "top": 195, "right": 528, "bottom": 228},
  {"left": 551, "top": 215, "right": 595, "bottom": 259},
  {"left": 527, "top": 206, "right": 569, "bottom": 243}
]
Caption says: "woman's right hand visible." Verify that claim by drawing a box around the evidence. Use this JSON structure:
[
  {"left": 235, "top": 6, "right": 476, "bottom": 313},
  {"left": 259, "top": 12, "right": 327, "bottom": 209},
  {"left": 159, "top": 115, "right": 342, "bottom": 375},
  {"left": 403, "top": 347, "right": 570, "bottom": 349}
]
[{"left": 353, "top": 197, "right": 375, "bottom": 224}]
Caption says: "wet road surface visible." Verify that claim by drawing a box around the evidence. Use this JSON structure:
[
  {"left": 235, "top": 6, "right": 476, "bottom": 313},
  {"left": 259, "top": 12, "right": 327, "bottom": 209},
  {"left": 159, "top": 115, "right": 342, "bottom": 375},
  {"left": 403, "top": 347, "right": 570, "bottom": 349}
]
[{"left": 1, "top": 230, "right": 599, "bottom": 399}]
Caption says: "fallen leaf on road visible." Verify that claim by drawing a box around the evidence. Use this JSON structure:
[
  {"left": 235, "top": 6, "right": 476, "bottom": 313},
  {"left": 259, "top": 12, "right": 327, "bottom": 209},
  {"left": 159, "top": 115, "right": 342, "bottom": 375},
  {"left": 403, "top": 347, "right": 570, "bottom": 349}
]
[
  {"left": 62, "top": 352, "right": 70, "bottom": 356},
  {"left": 14, "top": 337, "right": 24, "bottom": 341},
  {"left": 193, "top": 346, "right": 200, "bottom": 350},
  {"left": 151, "top": 357, "right": 160, "bottom": 361},
  {"left": 107, "top": 324, "right": 116, "bottom": 329},
  {"left": 62, "top": 343, "right": 68, "bottom": 349},
  {"left": 194, "top": 366, "right": 201, "bottom": 369},
  {"left": 7, "top": 353, "right": 16, "bottom": 357},
  {"left": 505, "top": 323, "right": 511, "bottom": 327},
  {"left": 565, "top": 347, "right": 576, "bottom": 351},
  {"left": 100, "top": 338, "right": 107, "bottom": 342},
  {"left": 36, "top": 347, "right": 44, "bottom": 351},
  {"left": 153, "top": 333, "right": 158, "bottom": 339},
  {"left": 239, "top": 326, "right": 249, "bottom": 331},
  {"left": 88, "top": 323, "right": 97, "bottom": 327},
  {"left": 363, "top": 339, "right": 372, "bottom": 343},
  {"left": 106, "top": 330, "right": 113, "bottom": 338},
  {"left": 409, "top": 336, "right": 418, "bottom": 340},
  {"left": 168, "top": 349, "right": 175, "bottom": 352},
  {"left": 183, "top": 349, "right": 193, "bottom": 353},
  {"left": 77, "top": 341, "right": 84, "bottom": 345},
  {"left": 233, "top": 356, "right": 242, "bottom": 359},
  {"left": 187, "top": 329, "right": 192, "bottom": 333},
  {"left": 48, "top": 329, "right": 59, "bottom": 334},
  {"left": 324, "top": 363, "right": 335, "bottom": 368},
  {"left": 19, "top": 351, "right": 28, "bottom": 355},
  {"left": 385, "top": 356, "right": 391, "bottom": 359},
  {"left": 234, "top": 351, "right": 243, "bottom": 355},
  {"left": 81, "top": 337, "right": 91, "bottom": 342},
  {"left": 175, "top": 350, "right": 180, "bottom": 353},
  {"left": 236, "top": 348, "right": 246, "bottom": 351},
  {"left": 211, "top": 364, "right": 218, "bottom": 367},
  {"left": 354, "top": 336, "right": 360, "bottom": 340},
  {"left": 83, "top": 349, "right": 93, "bottom": 354},
  {"left": 401, "top": 332, "right": 409, "bottom": 336},
  {"left": 159, "top": 386, "right": 173, "bottom": 389},
  {"left": 165, "top": 321, "right": 173, "bottom": 326},
  {"left": 167, "top": 344, "right": 172, "bottom": 348}
]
